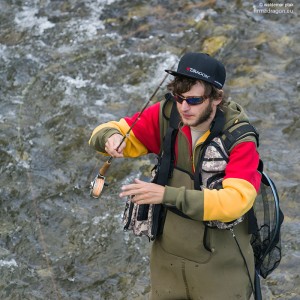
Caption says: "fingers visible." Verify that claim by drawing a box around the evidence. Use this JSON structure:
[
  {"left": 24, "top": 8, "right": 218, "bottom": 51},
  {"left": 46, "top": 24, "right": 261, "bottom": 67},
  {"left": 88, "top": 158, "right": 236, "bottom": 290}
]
[
  {"left": 119, "top": 179, "right": 164, "bottom": 205},
  {"left": 105, "top": 134, "right": 126, "bottom": 157},
  {"left": 119, "top": 180, "right": 143, "bottom": 198}
]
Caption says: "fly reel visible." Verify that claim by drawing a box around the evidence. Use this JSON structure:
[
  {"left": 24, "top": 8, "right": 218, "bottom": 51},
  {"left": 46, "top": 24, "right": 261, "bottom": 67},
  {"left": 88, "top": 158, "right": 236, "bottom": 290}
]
[{"left": 90, "top": 161, "right": 111, "bottom": 198}]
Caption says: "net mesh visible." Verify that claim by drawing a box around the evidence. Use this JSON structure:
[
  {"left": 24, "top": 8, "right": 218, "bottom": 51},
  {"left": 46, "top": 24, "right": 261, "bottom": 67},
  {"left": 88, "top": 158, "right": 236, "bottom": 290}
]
[{"left": 250, "top": 173, "right": 283, "bottom": 279}]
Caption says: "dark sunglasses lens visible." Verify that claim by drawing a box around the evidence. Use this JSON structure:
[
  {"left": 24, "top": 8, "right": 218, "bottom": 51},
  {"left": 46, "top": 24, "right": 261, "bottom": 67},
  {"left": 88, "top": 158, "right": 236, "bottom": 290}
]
[
  {"left": 186, "top": 97, "right": 204, "bottom": 105},
  {"left": 174, "top": 94, "right": 184, "bottom": 103},
  {"left": 174, "top": 94, "right": 205, "bottom": 105}
]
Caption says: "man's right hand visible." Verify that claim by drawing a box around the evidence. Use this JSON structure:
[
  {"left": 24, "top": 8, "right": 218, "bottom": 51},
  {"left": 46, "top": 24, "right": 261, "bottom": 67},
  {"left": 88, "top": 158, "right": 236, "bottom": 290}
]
[{"left": 105, "top": 133, "right": 126, "bottom": 158}]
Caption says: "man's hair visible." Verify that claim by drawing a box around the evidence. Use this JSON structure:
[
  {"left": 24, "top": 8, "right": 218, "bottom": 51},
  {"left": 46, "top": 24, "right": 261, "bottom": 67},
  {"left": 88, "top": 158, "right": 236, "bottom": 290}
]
[{"left": 167, "top": 76, "right": 226, "bottom": 106}]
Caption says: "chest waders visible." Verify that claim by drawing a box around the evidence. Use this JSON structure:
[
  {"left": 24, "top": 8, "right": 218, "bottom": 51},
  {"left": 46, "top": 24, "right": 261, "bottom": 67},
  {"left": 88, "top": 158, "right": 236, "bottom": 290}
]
[{"left": 155, "top": 94, "right": 264, "bottom": 299}]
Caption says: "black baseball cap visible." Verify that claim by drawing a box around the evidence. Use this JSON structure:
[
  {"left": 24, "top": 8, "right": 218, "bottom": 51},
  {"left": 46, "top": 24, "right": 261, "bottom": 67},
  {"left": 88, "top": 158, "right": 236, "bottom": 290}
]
[{"left": 165, "top": 52, "right": 226, "bottom": 89}]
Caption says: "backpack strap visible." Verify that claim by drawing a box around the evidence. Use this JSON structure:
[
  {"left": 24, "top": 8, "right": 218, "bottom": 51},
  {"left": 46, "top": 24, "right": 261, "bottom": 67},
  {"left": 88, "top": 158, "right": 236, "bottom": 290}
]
[
  {"left": 221, "top": 123, "right": 260, "bottom": 234},
  {"left": 247, "top": 159, "right": 264, "bottom": 234},
  {"left": 222, "top": 122, "right": 259, "bottom": 151}
]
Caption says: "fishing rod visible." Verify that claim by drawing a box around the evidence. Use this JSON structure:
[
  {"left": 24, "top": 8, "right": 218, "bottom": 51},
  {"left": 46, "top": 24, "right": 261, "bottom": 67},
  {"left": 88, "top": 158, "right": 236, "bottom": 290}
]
[{"left": 90, "top": 50, "right": 186, "bottom": 198}]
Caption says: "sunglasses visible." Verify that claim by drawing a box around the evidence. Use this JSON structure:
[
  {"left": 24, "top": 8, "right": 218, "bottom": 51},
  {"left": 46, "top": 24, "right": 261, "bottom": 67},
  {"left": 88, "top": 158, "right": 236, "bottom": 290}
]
[{"left": 173, "top": 93, "right": 207, "bottom": 106}]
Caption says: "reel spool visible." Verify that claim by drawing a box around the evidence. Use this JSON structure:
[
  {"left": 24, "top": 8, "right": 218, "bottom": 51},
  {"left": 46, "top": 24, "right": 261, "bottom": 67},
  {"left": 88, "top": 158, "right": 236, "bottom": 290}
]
[
  {"left": 90, "top": 175, "right": 106, "bottom": 198},
  {"left": 90, "top": 161, "right": 111, "bottom": 198}
]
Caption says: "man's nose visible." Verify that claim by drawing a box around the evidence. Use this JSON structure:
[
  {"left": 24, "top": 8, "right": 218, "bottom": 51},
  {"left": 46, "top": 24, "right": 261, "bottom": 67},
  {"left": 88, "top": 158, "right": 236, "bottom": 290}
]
[{"left": 181, "top": 100, "right": 190, "bottom": 110}]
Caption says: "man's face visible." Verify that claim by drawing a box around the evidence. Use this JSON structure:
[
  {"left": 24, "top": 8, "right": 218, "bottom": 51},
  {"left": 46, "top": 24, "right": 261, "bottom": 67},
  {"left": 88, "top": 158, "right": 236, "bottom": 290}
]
[{"left": 176, "top": 81, "right": 218, "bottom": 129}]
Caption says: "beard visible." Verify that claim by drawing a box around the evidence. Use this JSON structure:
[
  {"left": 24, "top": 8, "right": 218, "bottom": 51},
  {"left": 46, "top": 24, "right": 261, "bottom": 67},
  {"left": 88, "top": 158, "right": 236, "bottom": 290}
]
[{"left": 181, "top": 101, "right": 213, "bottom": 127}]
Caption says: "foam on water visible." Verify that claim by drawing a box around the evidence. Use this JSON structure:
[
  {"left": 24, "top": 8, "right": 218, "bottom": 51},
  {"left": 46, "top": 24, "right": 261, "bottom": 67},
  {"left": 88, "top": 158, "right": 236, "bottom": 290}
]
[
  {"left": 60, "top": 75, "right": 91, "bottom": 90},
  {"left": 0, "top": 259, "right": 18, "bottom": 269},
  {"left": 14, "top": 7, "right": 55, "bottom": 35},
  {"left": 0, "top": 44, "right": 9, "bottom": 63},
  {"left": 64, "top": 0, "right": 122, "bottom": 42}
]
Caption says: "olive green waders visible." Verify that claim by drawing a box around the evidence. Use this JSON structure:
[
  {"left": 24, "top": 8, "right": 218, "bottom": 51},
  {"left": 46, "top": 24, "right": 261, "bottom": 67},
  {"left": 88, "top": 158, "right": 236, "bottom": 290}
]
[{"left": 149, "top": 211, "right": 254, "bottom": 300}]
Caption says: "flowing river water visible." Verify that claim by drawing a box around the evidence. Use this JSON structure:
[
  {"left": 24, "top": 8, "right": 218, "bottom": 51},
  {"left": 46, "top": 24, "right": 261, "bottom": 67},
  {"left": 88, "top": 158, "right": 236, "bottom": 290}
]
[{"left": 0, "top": 0, "right": 299, "bottom": 299}]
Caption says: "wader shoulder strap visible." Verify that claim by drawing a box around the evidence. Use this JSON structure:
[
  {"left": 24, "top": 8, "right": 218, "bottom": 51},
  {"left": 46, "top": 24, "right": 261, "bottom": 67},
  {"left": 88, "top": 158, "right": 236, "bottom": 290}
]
[
  {"left": 151, "top": 97, "right": 180, "bottom": 239},
  {"left": 155, "top": 99, "right": 180, "bottom": 185}
]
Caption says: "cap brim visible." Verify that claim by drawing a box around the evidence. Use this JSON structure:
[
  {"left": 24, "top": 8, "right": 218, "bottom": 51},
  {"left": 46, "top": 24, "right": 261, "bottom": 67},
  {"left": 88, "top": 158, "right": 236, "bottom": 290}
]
[{"left": 165, "top": 69, "right": 202, "bottom": 81}]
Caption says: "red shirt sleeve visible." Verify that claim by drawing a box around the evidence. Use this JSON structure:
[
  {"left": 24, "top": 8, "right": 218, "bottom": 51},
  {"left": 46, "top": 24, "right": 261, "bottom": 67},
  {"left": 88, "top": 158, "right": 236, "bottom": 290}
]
[
  {"left": 224, "top": 141, "right": 261, "bottom": 192},
  {"left": 124, "top": 102, "right": 161, "bottom": 154}
]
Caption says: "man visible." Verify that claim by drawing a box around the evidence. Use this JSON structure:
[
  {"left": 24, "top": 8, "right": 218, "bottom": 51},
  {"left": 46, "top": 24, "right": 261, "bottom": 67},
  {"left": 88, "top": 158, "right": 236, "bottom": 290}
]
[{"left": 89, "top": 52, "right": 261, "bottom": 299}]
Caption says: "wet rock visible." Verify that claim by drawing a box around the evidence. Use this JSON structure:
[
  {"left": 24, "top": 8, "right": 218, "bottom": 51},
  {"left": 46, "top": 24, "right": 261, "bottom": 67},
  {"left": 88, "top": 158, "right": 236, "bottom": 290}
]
[
  {"left": 202, "top": 35, "right": 228, "bottom": 55},
  {"left": 0, "top": 30, "right": 25, "bottom": 46}
]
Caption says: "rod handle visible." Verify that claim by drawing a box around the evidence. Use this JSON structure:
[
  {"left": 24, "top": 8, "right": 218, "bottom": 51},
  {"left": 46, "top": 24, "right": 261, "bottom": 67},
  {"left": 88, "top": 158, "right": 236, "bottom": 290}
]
[{"left": 99, "top": 160, "right": 111, "bottom": 176}]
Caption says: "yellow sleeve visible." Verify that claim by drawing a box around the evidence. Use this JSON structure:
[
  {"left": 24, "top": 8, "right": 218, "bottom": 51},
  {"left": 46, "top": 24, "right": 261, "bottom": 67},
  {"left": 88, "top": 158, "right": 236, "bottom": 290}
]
[
  {"left": 203, "top": 178, "right": 257, "bottom": 222},
  {"left": 89, "top": 119, "right": 148, "bottom": 157}
]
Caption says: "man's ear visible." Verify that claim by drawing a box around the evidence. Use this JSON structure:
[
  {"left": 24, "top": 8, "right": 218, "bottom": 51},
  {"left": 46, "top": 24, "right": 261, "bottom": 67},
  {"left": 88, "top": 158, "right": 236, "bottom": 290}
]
[{"left": 212, "top": 89, "right": 223, "bottom": 106}]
